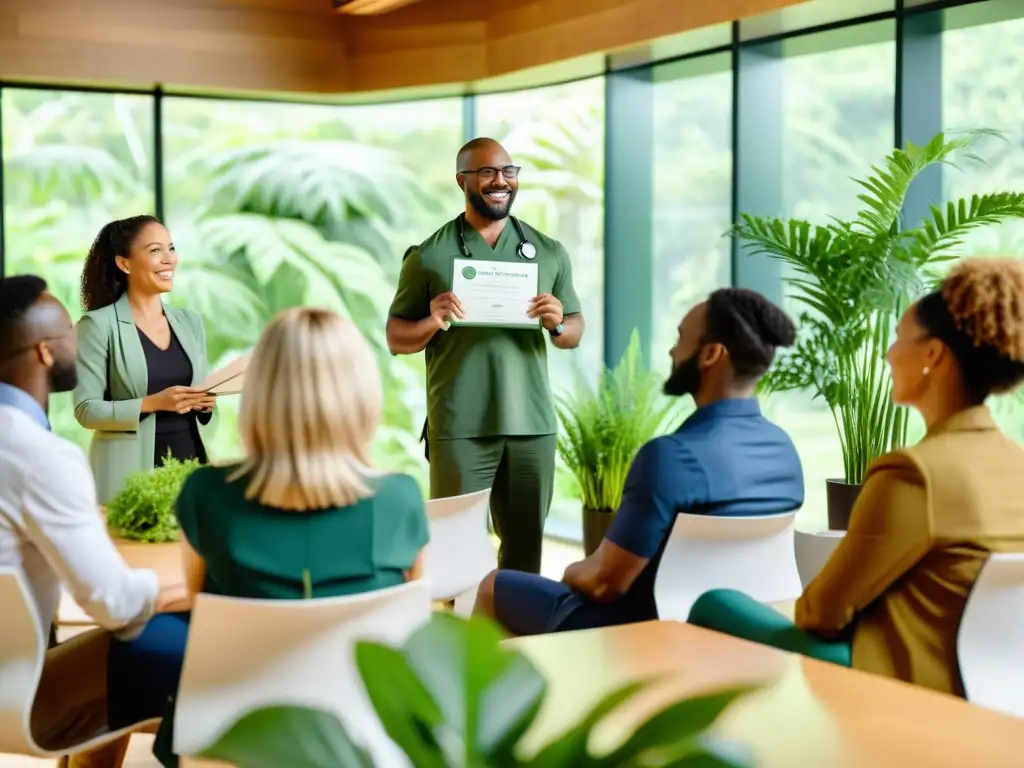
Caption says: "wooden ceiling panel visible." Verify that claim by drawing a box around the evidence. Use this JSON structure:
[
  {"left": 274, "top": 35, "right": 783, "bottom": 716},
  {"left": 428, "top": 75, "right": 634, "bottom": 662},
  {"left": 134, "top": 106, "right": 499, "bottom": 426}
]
[{"left": 0, "top": 0, "right": 810, "bottom": 96}]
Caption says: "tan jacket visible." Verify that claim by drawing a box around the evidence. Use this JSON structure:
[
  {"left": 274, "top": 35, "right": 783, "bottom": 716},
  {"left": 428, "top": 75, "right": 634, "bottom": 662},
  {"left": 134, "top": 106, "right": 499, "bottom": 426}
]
[{"left": 796, "top": 406, "right": 1024, "bottom": 695}]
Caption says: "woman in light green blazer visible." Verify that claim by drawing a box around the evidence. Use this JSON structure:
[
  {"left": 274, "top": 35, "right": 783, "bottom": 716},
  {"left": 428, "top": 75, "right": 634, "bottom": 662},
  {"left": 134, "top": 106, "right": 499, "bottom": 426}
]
[{"left": 74, "top": 215, "right": 214, "bottom": 505}]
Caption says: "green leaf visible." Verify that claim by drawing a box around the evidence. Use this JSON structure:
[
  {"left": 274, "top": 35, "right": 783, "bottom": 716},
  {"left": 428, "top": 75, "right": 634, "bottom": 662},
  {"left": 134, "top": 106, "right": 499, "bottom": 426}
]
[
  {"left": 597, "top": 686, "right": 757, "bottom": 766},
  {"left": 393, "top": 613, "right": 548, "bottom": 765},
  {"left": 200, "top": 705, "right": 375, "bottom": 768},
  {"left": 528, "top": 680, "right": 648, "bottom": 766},
  {"left": 353, "top": 642, "right": 449, "bottom": 767}
]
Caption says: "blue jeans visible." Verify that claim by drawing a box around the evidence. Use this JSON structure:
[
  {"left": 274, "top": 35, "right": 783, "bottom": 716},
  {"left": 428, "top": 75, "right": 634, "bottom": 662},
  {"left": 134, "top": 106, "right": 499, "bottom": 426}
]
[{"left": 107, "top": 611, "right": 191, "bottom": 767}]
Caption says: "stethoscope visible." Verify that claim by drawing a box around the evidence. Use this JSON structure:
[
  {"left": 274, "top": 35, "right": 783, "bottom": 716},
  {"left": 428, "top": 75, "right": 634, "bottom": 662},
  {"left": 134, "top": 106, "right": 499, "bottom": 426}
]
[{"left": 456, "top": 214, "right": 537, "bottom": 260}]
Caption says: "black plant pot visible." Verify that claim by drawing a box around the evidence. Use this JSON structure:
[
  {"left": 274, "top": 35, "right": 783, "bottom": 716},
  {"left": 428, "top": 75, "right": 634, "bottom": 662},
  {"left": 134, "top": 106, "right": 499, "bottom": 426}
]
[
  {"left": 582, "top": 507, "right": 615, "bottom": 556},
  {"left": 826, "top": 479, "right": 862, "bottom": 531}
]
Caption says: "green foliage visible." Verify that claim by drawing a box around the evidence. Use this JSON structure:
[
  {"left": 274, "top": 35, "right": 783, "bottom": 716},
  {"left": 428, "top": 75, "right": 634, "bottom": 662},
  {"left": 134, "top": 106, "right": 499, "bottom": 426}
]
[
  {"left": 555, "top": 331, "right": 686, "bottom": 512},
  {"left": 104, "top": 454, "right": 200, "bottom": 542},
  {"left": 202, "top": 613, "right": 757, "bottom": 768},
  {"left": 732, "top": 131, "right": 1024, "bottom": 484}
]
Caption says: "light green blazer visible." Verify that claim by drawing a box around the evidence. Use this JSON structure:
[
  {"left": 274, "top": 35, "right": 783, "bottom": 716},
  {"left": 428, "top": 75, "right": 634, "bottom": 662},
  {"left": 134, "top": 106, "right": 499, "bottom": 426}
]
[{"left": 73, "top": 293, "right": 211, "bottom": 505}]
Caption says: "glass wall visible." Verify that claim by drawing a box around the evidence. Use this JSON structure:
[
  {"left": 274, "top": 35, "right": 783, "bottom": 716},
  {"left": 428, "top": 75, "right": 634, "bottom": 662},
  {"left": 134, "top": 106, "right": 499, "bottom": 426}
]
[
  {"left": 650, "top": 54, "right": 733, "bottom": 372},
  {"left": 161, "top": 96, "right": 463, "bottom": 491},
  {"left": 941, "top": 12, "right": 1024, "bottom": 441},
  {"left": 756, "top": 23, "right": 897, "bottom": 531},
  {"left": 1, "top": 88, "right": 155, "bottom": 450},
  {"left": 475, "top": 78, "right": 606, "bottom": 533},
  {"left": 4, "top": 0, "right": 1024, "bottom": 539}
]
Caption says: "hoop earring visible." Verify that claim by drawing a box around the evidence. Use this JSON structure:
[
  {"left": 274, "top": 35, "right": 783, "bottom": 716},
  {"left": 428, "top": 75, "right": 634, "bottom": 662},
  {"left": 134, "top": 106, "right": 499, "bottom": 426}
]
[{"left": 922, "top": 366, "right": 930, "bottom": 376}]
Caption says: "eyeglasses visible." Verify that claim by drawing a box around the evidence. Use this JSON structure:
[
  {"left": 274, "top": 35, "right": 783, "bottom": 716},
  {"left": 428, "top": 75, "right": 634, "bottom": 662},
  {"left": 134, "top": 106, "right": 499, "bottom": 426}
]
[{"left": 458, "top": 165, "right": 522, "bottom": 181}]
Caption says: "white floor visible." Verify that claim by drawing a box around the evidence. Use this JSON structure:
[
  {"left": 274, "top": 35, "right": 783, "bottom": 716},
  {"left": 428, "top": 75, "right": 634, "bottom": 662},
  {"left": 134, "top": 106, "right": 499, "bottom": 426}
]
[{"left": 1, "top": 538, "right": 583, "bottom": 767}]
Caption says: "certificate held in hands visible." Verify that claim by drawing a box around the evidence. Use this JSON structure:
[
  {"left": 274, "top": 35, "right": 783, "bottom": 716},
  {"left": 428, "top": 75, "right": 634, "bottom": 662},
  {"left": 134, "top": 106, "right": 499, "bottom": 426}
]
[
  {"left": 450, "top": 259, "right": 541, "bottom": 329},
  {"left": 199, "top": 352, "right": 251, "bottom": 395}
]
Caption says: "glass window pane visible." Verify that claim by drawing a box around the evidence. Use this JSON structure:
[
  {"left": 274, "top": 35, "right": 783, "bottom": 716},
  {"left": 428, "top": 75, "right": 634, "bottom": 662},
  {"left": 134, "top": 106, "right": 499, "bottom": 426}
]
[
  {"left": 762, "top": 25, "right": 896, "bottom": 532},
  {"left": 651, "top": 54, "right": 733, "bottom": 373},
  {"left": 2, "top": 88, "right": 155, "bottom": 450},
  {"left": 475, "top": 78, "right": 606, "bottom": 536},
  {"left": 942, "top": 13, "right": 1024, "bottom": 439},
  {"left": 162, "top": 96, "right": 463, "bottom": 492}
]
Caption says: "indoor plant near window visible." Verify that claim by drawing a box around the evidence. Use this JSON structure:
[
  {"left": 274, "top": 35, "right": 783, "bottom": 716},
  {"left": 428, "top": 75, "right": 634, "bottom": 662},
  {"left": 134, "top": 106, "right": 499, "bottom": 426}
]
[
  {"left": 555, "top": 331, "right": 687, "bottom": 554},
  {"left": 731, "top": 131, "right": 1024, "bottom": 529},
  {"left": 200, "top": 612, "right": 759, "bottom": 767}
]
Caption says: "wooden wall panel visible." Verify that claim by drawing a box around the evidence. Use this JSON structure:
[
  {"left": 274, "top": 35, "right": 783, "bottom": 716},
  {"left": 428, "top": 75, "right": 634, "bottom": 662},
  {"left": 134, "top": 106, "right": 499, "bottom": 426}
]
[
  {"left": 0, "top": 0, "right": 809, "bottom": 96},
  {"left": 0, "top": 0, "right": 350, "bottom": 93}
]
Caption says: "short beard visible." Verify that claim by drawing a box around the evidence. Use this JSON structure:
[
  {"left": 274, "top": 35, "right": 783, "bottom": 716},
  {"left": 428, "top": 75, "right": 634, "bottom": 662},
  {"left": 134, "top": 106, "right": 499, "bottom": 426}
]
[
  {"left": 50, "top": 360, "right": 78, "bottom": 393},
  {"left": 663, "top": 355, "right": 701, "bottom": 398},
  {"left": 467, "top": 188, "right": 515, "bottom": 221}
]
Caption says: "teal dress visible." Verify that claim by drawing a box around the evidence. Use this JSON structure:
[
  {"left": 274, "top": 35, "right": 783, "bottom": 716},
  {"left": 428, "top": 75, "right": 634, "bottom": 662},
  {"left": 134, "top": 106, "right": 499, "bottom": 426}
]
[{"left": 103, "top": 465, "right": 429, "bottom": 767}]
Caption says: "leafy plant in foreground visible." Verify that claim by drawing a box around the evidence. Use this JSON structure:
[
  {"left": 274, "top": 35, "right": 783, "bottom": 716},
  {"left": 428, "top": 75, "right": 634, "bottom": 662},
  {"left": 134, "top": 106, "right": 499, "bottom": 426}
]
[{"left": 201, "top": 612, "right": 758, "bottom": 767}]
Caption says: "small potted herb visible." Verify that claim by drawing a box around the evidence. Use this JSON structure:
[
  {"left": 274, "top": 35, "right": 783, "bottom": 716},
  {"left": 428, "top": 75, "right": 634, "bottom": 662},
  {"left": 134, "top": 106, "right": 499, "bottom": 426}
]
[{"left": 105, "top": 454, "right": 202, "bottom": 544}]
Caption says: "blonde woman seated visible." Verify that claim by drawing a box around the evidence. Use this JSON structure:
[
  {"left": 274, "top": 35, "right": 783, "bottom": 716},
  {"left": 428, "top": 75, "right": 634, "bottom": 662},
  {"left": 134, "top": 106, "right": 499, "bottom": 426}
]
[
  {"left": 688, "top": 257, "right": 1024, "bottom": 696},
  {"left": 101, "top": 308, "right": 429, "bottom": 767}
]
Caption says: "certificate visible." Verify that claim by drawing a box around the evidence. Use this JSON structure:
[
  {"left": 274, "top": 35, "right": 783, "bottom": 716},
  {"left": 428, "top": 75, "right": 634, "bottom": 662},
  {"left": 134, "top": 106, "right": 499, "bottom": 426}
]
[
  {"left": 450, "top": 259, "right": 541, "bottom": 329},
  {"left": 199, "top": 351, "right": 251, "bottom": 395}
]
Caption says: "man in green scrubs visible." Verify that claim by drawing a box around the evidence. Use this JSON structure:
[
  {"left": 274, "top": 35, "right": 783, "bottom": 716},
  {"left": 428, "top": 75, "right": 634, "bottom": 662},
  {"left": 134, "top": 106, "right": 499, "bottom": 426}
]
[{"left": 386, "top": 137, "right": 585, "bottom": 574}]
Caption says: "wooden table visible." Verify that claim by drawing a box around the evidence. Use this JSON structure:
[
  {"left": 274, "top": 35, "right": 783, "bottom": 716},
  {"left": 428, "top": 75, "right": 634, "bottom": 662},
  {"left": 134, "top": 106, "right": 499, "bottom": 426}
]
[{"left": 509, "top": 621, "right": 1024, "bottom": 767}]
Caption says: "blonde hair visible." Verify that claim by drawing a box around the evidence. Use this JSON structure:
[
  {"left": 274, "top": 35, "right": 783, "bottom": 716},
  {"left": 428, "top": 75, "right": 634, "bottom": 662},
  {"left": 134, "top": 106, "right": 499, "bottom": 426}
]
[{"left": 229, "top": 307, "right": 383, "bottom": 511}]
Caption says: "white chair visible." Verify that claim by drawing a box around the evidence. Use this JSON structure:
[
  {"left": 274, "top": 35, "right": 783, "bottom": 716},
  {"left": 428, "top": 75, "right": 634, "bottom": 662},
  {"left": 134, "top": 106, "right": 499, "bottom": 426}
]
[
  {"left": 0, "top": 568, "right": 159, "bottom": 758},
  {"left": 794, "top": 530, "right": 846, "bottom": 588},
  {"left": 957, "top": 552, "right": 1024, "bottom": 718},
  {"left": 654, "top": 512, "right": 802, "bottom": 621},
  {"left": 424, "top": 488, "right": 495, "bottom": 615},
  {"left": 173, "top": 579, "right": 432, "bottom": 767}
]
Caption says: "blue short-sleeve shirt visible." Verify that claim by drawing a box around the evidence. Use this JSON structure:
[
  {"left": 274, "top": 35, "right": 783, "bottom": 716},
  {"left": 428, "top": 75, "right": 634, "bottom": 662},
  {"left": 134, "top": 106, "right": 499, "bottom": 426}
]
[
  {"left": 605, "top": 397, "right": 805, "bottom": 617},
  {"left": 493, "top": 397, "right": 805, "bottom": 634}
]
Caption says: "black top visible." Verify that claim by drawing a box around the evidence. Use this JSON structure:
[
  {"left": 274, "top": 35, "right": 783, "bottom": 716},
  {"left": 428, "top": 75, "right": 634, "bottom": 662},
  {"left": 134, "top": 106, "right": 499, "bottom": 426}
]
[{"left": 138, "top": 326, "right": 206, "bottom": 465}]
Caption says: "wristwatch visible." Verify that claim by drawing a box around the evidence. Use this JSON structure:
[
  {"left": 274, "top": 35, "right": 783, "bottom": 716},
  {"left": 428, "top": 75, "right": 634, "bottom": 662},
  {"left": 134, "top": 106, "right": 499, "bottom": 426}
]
[{"left": 549, "top": 323, "right": 565, "bottom": 338}]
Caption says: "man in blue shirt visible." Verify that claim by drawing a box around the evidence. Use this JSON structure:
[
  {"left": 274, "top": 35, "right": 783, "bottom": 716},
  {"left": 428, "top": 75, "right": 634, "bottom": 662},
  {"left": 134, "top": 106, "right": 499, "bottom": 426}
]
[{"left": 473, "top": 287, "right": 805, "bottom": 635}]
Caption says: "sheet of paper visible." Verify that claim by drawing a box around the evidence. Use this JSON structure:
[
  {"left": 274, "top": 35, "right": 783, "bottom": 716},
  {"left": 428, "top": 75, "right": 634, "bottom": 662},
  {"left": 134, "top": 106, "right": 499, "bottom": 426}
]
[
  {"left": 200, "top": 351, "right": 251, "bottom": 395},
  {"left": 450, "top": 259, "right": 541, "bottom": 329}
]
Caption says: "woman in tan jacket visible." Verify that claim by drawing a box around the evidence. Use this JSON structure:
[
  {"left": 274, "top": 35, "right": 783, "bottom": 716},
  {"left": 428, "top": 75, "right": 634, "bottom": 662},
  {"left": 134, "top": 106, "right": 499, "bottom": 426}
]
[{"left": 689, "top": 256, "right": 1024, "bottom": 696}]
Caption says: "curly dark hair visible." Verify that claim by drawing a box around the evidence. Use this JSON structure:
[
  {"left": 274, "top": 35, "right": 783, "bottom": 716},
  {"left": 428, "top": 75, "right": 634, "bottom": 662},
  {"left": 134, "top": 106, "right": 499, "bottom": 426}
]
[
  {"left": 705, "top": 287, "right": 797, "bottom": 380},
  {"left": 916, "top": 256, "right": 1024, "bottom": 403},
  {"left": 81, "top": 215, "right": 162, "bottom": 312}
]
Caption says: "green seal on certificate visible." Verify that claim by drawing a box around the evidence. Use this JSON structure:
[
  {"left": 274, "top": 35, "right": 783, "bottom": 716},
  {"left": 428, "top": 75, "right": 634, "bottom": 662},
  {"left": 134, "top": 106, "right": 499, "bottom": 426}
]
[{"left": 451, "top": 258, "right": 541, "bottom": 329}]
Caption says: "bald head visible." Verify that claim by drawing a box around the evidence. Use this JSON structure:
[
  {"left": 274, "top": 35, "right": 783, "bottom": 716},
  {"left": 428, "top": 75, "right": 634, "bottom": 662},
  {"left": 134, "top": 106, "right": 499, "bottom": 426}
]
[
  {"left": 0, "top": 275, "right": 78, "bottom": 393},
  {"left": 456, "top": 137, "right": 508, "bottom": 173},
  {"left": 455, "top": 137, "right": 520, "bottom": 222}
]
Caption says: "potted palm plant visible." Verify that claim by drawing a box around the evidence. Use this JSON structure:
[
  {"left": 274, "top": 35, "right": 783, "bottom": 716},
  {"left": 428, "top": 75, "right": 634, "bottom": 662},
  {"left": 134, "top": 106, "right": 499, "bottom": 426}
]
[
  {"left": 731, "top": 131, "right": 1024, "bottom": 529},
  {"left": 555, "top": 331, "right": 687, "bottom": 554},
  {"left": 201, "top": 612, "right": 759, "bottom": 767}
]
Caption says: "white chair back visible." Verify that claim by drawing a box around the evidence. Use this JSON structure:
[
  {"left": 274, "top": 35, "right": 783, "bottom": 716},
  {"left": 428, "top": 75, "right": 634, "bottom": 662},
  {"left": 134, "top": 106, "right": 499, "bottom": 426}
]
[
  {"left": 794, "top": 530, "right": 846, "bottom": 588},
  {"left": 655, "top": 511, "right": 802, "bottom": 621},
  {"left": 0, "top": 568, "right": 159, "bottom": 757},
  {"left": 424, "top": 489, "right": 495, "bottom": 613},
  {"left": 0, "top": 569, "right": 45, "bottom": 756},
  {"left": 957, "top": 552, "right": 1024, "bottom": 717},
  {"left": 173, "top": 579, "right": 432, "bottom": 766}
]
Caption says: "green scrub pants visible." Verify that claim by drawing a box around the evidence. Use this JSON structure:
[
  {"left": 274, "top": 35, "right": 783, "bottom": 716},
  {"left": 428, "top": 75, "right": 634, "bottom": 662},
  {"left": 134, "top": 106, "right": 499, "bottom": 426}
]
[
  {"left": 687, "top": 589, "right": 853, "bottom": 667},
  {"left": 428, "top": 434, "right": 556, "bottom": 574}
]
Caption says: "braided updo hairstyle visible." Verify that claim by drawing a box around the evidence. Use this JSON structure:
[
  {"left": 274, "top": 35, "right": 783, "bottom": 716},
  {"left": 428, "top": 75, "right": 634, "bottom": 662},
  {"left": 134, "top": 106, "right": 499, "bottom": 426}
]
[
  {"left": 80, "top": 215, "right": 162, "bottom": 312},
  {"left": 916, "top": 257, "right": 1024, "bottom": 403}
]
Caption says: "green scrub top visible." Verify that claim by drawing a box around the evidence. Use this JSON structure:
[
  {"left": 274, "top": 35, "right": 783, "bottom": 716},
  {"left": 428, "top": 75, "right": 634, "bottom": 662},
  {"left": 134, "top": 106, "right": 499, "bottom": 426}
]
[
  {"left": 175, "top": 466, "right": 428, "bottom": 599},
  {"left": 389, "top": 216, "right": 582, "bottom": 441}
]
